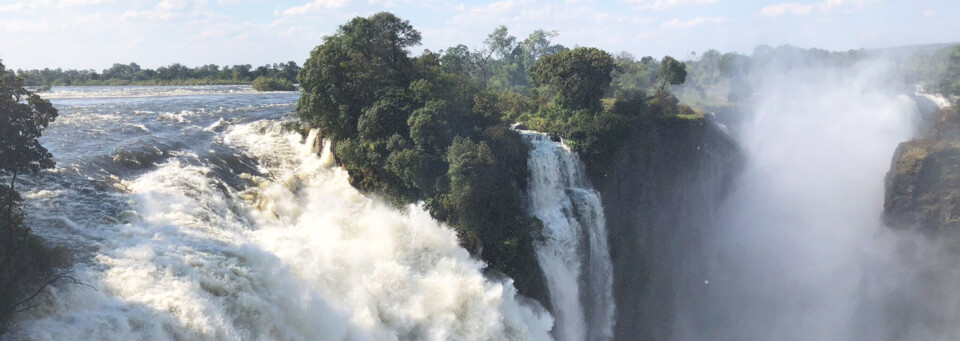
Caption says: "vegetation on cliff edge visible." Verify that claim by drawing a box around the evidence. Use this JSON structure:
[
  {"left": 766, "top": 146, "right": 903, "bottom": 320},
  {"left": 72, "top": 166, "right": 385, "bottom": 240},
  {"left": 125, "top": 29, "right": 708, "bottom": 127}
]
[
  {"left": 297, "top": 13, "right": 545, "bottom": 296},
  {"left": 0, "top": 60, "right": 70, "bottom": 331}
]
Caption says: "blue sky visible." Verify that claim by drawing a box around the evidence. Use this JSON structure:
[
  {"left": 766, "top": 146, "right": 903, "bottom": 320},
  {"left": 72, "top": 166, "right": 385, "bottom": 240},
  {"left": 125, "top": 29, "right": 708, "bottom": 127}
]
[{"left": 0, "top": 0, "right": 957, "bottom": 70}]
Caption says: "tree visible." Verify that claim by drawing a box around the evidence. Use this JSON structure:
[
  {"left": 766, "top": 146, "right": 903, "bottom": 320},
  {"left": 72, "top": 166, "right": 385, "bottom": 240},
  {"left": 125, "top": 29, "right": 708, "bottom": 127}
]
[
  {"left": 1, "top": 61, "right": 58, "bottom": 212},
  {"left": 521, "top": 29, "right": 562, "bottom": 64},
  {"left": 485, "top": 25, "right": 517, "bottom": 61},
  {"left": 0, "top": 60, "right": 68, "bottom": 329},
  {"left": 529, "top": 47, "right": 615, "bottom": 111},
  {"left": 939, "top": 46, "right": 960, "bottom": 97},
  {"left": 658, "top": 56, "right": 687, "bottom": 92},
  {"left": 440, "top": 44, "right": 473, "bottom": 76},
  {"left": 297, "top": 12, "right": 421, "bottom": 140}
]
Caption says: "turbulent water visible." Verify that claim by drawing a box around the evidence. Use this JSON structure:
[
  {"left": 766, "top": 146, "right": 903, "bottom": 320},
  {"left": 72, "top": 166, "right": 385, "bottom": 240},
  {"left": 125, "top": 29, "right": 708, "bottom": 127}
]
[
  {"left": 6, "top": 85, "right": 554, "bottom": 340},
  {"left": 524, "top": 133, "right": 615, "bottom": 341}
]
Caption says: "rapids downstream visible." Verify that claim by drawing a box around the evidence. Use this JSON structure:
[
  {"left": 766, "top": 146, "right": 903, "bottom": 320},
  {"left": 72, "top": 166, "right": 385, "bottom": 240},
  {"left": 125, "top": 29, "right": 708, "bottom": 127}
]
[{"left": 6, "top": 86, "right": 563, "bottom": 340}]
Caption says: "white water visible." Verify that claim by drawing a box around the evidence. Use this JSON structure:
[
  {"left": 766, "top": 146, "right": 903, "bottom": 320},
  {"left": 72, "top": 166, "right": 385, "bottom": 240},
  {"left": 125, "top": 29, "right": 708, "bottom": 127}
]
[
  {"left": 9, "top": 118, "right": 554, "bottom": 340},
  {"left": 524, "top": 133, "right": 615, "bottom": 341},
  {"left": 38, "top": 85, "right": 271, "bottom": 99}
]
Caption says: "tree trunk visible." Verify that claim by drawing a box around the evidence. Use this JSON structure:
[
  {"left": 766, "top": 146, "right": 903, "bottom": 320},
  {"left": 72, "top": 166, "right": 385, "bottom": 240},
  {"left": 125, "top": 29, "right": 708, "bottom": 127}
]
[{"left": 6, "top": 170, "right": 17, "bottom": 247}]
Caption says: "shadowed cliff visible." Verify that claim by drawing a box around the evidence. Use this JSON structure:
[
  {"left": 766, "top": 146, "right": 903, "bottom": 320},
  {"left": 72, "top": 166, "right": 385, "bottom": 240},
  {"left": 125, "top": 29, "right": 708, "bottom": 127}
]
[{"left": 589, "top": 115, "right": 742, "bottom": 341}]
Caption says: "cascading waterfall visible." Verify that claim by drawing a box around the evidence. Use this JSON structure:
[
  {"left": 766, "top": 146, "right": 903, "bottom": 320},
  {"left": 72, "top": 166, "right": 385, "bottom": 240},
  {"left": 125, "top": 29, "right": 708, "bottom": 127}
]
[
  {"left": 524, "top": 132, "right": 615, "bottom": 341},
  {"left": 8, "top": 86, "right": 554, "bottom": 341}
]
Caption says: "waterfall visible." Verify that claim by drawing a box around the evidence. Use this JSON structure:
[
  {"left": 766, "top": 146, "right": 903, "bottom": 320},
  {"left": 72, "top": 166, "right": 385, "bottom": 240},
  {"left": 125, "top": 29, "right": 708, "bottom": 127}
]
[
  {"left": 11, "top": 98, "right": 555, "bottom": 340},
  {"left": 524, "top": 132, "right": 615, "bottom": 341}
]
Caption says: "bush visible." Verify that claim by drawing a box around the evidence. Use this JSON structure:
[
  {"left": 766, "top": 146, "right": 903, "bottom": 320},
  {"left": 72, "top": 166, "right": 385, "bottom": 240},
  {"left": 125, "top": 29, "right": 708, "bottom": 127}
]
[
  {"left": 251, "top": 77, "right": 296, "bottom": 91},
  {"left": 0, "top": 186, "right": 70, "bottom": 330},
  {"left": 0, "top": 59, "right": 71, "bottom": 331}
]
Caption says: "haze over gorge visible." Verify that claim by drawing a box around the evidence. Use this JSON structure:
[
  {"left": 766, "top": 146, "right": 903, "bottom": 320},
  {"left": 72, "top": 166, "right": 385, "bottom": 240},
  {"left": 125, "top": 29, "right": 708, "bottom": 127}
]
[{"left": 2, "top": 2, "right": 960, "bottom": 341}]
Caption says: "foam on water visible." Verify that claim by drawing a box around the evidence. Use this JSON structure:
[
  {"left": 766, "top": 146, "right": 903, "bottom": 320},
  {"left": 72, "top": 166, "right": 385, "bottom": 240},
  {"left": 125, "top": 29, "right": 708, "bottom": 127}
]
[
  {"left": 8, "top": 118, "right": 553, "bottom": 340},
  {"left": 39, "top": 85, "right": 274, "bottom": 100}
]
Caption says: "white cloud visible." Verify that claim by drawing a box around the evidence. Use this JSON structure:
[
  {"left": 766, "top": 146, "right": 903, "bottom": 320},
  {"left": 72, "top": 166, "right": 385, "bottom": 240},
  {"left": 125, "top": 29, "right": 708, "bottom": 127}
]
[
  {"left": 759, "top": 3, "right": 811, "bottom": 16},
  {"left": 922, "top": 9, "right": 935, "bottom": 17},
  {"left": 0, "top": 2, "right": 26, "bottom": 13},
  {"left": 281, "top": 0, "right": 349, "bottom": 16},
  {"left": 120, "top": 0, "right": 214, "bottom": 22},
  {"left": 450, "top": 0, "right": 516, "bottom": 24},
  {"left": 660, "top": 16, "right": 722, "bottom": 29},
  {"left": 0, "top": 0, "right": 114, "bottom": 12},
  {"left": 622, "top": 0, "right": 717, "bottom": 11},
  {"left": 56, "top": 0, "right": 115, "bottom": 9},
  {"left": 759, "top": 0, "right": 876, "bottom": 17},
  {"left": 0, "top": 19, "right": 52, "bottom": 33}
]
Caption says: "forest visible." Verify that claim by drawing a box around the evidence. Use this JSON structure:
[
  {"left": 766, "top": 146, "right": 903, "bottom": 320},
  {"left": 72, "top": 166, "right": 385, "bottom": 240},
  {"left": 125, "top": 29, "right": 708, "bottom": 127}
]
[{"left": 13, "top": 61, "right": 301, "bottom": 87}]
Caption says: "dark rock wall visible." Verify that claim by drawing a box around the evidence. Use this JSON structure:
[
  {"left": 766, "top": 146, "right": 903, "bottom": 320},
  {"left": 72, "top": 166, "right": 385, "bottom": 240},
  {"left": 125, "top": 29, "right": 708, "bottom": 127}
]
[{"left": 591, "top": 116, "right": 742, "bottom": 341}]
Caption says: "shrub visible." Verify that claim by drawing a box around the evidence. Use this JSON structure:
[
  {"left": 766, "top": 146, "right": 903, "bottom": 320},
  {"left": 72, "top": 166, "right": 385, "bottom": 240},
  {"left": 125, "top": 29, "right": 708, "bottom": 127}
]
[{"left": 251, "top": 77, "right": 296, "bottom": 91}]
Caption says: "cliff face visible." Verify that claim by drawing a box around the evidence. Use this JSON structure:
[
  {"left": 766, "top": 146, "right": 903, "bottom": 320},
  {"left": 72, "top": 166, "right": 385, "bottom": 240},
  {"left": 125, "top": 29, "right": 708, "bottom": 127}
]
[
  {"left": 884, "top": 105, "right": 960, "bottom": 234},
  {"left": 591, "top": 115, "right": 742, "bottom": 341}
]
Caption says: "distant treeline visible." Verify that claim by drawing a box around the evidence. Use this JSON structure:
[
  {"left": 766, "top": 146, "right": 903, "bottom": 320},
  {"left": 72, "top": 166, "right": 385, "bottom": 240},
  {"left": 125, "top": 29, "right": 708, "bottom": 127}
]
[
  {"left": 14, "top": 61, "right": 301, "bottom": 87},
  {"left": 671, "top": 43, "right": 960, "bottom": 107}
]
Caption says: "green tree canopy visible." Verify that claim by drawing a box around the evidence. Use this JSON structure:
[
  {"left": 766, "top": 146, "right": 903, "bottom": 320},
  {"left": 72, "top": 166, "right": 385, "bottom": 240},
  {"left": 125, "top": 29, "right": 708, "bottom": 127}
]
[
  {"left": 0, "top": 60, "right": 68, "bottom": 328},
  {"left": 297, "top": 12, "right": 421, "bottom": 140},
  {"left": 529, "top": 47, "right": 615, "bottom": 111},
  {"left": 939, "top": 46, "right": 960, "bottom": 96},
  {"left": 658, "top": 56, "right": 687, "bottom": 91},
  {"left": 1, "top": 61, "right": 58, "bottom": 180}
]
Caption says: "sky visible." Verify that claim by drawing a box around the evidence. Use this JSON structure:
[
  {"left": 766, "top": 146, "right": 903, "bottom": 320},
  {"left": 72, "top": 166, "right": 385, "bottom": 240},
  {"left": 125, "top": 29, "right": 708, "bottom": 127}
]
[{"left": 0, "top": 0, "right": 957, "bottom": 70}]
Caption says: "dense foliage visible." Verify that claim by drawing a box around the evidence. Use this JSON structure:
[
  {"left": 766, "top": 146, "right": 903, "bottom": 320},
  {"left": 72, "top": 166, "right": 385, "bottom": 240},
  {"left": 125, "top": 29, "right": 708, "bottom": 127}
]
[
  {"left": 0, "top": 60, "right": 69, "bottom": 330},
  {"left": 297, "top": 13, "right": 706, "bottom": 299},
  {"left": 519, "top": 54, "right": 695, "bottom": 179},
  {"left": 529, "top": 47, "right": 615, "bottom": 111},
  {"left": 297, "top": 13, "right": 545, "bottom": 294},
  {"left": 251, "top": 77, "right": 296, "bottom": 91},
  {"left": 14, "top": 61, "right": 301, "bottom": 87},
  {"left": 939, "top": 46, "right": 960, "bottom": 97}
]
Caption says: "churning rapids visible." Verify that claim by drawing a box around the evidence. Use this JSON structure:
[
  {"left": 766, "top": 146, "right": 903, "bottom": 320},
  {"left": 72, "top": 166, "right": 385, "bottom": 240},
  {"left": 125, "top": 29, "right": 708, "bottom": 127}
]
[{"left": 3, "top": 85, "right": 620, "bottom": 340}]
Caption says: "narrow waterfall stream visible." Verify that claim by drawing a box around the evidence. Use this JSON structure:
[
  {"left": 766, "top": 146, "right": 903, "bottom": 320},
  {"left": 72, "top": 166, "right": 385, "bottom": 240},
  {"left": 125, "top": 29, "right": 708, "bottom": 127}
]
[{"left": 524, "top": 132, "right": 615, "bottom": 341}]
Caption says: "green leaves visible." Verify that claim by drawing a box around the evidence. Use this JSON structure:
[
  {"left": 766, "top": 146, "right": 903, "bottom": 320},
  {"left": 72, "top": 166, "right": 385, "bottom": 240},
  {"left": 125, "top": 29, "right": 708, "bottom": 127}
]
[
  {"left": 659, "top": 56, "right": 688, "bottom": 89},
  {"left": 0, "top": 61, "right": 59, "bottom": 177},
  {"left": 408, "top": 100, "right": 451, "bottom": 154},
  {"left": 529, "top": 47, "right": 615, "bottom": 111},
  {"left": 939, "top": 46, "right": 960, "bottom": 97},
  {"left": 298, "top": 13, "right": 545, "bottom": 295},
  {"left": 297, "top": 12, "right": 421, "bottom": 140},
  {"left": 0, "top": 61, "right": 67, "bottom": 330},
  {"left": 251, "top": 77, "right": 295, "bottom": 91}
]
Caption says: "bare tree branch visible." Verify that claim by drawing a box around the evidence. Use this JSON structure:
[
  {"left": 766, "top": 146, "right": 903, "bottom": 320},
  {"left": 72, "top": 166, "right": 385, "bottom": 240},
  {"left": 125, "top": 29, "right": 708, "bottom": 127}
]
[{"left": 5, "top": 271, "right": 97, "bottom": 315}]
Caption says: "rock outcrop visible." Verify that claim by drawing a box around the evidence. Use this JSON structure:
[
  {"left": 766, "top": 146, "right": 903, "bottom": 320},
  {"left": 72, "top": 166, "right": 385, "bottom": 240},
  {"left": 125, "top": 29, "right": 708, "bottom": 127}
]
[{"left": 885, "top": 101, "right": 960, "bottom": 234}]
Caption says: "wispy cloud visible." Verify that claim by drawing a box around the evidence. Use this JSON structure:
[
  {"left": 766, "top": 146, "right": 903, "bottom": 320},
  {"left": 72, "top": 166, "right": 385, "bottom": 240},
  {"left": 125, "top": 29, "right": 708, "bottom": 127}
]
[
  {"left": 759, "top": 0, "right": 876, "bottom": 17},
  {"left": 0, "top": 2, "right": 26, "bottom": 13},
  {"left": 0, "top": 0, "right": 115, "bottom": 12},
  {"left": 660, "top": 16, "right": 722, "bottom": 29},
  {"left": 281, "top": 0, "right": 350, "bottom": 16},
  {"left": 622, "top": 0, "right": 717, "bottom": 11},
  {"left": 120, "top": 0, "right": 213, "bottom": 21}
]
